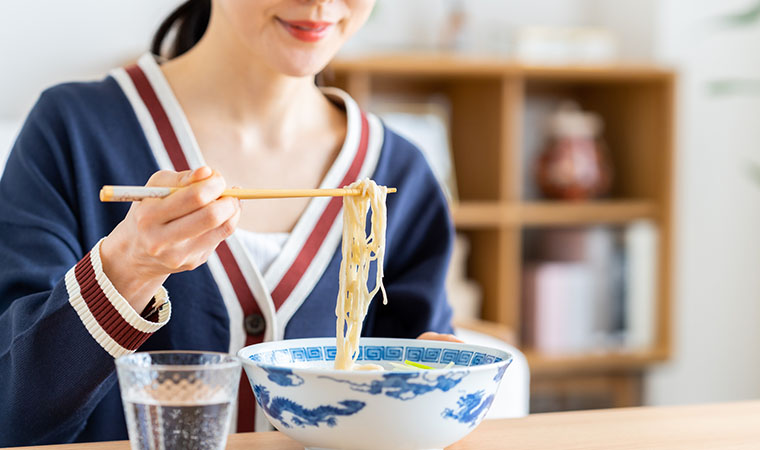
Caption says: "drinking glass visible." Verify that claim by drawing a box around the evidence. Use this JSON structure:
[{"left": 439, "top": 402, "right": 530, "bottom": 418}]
[{"left": 116, "top": 351, "right": 241, "bottom": 450}]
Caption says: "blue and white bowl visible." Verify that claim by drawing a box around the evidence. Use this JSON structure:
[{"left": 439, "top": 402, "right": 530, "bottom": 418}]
[{"left": 238, "top": 337, "right": 512, "bottom": 450}]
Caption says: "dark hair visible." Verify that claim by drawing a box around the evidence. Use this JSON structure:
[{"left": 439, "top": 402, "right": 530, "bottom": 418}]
[{"left": 151, "top": 0, "right": 211, "bottom": 59}]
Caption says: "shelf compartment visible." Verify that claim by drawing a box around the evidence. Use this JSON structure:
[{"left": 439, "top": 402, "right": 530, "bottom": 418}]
[
  {"left": 331, "top": 71, "right": 511, "bottom": 202},
  {"left": 329, "top": 54, "right": 672, "bottom": 81},
  {"left": 462, "top": 228, "right": 521, "bottom": 327},
  {"left": 522, "top": 78, "right": 675, "bottom": 201},
  {"left": 453, "top": 200, "right": 657, "bottom": 227},
  {"left": 518, "top": 201, "right": 658, "bottom": 225},
  {"left": 525, "top": 348, "right": 668, "bottom": 375}
]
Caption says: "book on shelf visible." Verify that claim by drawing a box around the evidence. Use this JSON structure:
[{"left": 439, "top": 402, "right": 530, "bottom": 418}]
[
  {"left": 523, "top": 262, "right": 597, "bottom": 354},
  {"left": 623, "top": 220, "right": 658, "bottom": 350},
  {"left": 522, "top": 222, "right": 658, "bottom": 355}
]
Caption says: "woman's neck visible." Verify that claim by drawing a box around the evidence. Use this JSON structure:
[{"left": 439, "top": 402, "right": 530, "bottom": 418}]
[
  {"left": 155, "top": 7, "right": 349, "bottom": 233},
  {"left": 159, "top": 9, "right": 335, "bottom": 152}
]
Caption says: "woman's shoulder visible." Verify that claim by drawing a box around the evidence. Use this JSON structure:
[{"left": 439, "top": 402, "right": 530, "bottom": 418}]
[
  {"left": 21, "top": 75, "right": 144, "bottom": 160},
  {"left": 14, "top": 74, "right": 151, "bottom": 177},
  {"left": 32, "top": 76, "right": 126, "bottom": 123}
]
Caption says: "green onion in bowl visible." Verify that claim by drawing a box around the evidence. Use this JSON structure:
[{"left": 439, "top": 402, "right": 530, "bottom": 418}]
[
  {"left": 387, "top": 360, "right": 456, "bottom": 371},
  {"left": 404, "top": 360, "right": 434, "bottom": 370}
]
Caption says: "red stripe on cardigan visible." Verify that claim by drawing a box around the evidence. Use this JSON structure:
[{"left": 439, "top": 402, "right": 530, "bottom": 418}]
[
  {"left": 125, "top": 65, "right": 190, "bottom": 172},
  {"left": 216, "top": 241, "right": 264, "bottom": 432},
  {"left": 238, "top": 334, "right": 264, "bottom": 432},
  {"left": 215, "top": 241, "right": 263, "bottom": 318},
  {"left": 125, "top": 63, "right": 261, "bottom": 432}
]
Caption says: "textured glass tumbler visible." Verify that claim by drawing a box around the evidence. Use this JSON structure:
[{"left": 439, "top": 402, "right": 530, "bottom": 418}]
[{"left": 116, "top": 351, "right": 241, "bottom": 450}]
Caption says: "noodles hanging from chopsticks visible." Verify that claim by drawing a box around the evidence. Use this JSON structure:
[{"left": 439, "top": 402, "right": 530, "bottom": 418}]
[{"left": 334, "top": 179, "right": 388, "bottom": 370}]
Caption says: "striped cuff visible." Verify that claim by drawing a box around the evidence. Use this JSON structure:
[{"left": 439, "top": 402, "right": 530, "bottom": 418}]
[{"left": 65, "top": 238, "right": 171, "bottom": 358}]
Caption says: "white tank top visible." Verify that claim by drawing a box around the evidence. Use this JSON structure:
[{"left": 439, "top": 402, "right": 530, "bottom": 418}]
[{"left": 235, "top": 229, "right": 290, "bottom": 274}]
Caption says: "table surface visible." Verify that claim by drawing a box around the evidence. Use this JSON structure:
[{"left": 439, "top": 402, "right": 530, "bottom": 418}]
[{"left": 16, "top": 400, "right": 760, "bottom": 449}]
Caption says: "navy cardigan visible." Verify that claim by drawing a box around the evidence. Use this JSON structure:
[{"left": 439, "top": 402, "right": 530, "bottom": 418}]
[{"left": 0, "top": 70, "right": 453, "bottom": 446}]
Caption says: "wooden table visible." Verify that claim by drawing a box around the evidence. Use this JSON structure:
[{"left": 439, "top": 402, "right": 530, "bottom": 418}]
[{"left": 17, "top": 401, "right": 760, "bottom": 449}]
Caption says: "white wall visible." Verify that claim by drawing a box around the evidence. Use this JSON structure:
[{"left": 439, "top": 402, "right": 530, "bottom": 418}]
[
  {"left": 0, "top": 0, "right": 182, "bottom": 165},
  {"left": 0, "top": 0, "right": 181, "bottom": 120},
  {"left": 1, "top": 0, "right": 653, "bottom": 121},
  {"left": 349, "top": 0, "right": 658, "bottom": 59},
  {"left": 585, "top": 0, "right": 657, "bottom": 61},
  {"left": 645, "top": 0, "right": 760, "bottom": 405},
  {"left": 345, "top": 0, "right": 594, "bottom": 55}
]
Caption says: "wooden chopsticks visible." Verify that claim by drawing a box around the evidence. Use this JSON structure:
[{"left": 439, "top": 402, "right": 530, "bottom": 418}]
[{"left": 99, "top": 186, "right": 397, "bottom": 202}]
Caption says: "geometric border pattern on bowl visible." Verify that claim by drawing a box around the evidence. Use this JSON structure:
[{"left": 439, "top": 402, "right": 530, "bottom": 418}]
[{"left": 248, "top": 344, "right": 505, "bottom": 367}]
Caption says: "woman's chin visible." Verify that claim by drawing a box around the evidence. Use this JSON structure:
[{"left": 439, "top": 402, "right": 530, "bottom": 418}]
[
  {"left": 264, "top": 43, "right": 339, "bottom": 78},
  {"left": 275, "top": 57, "right": 332, "bottom": 78}
]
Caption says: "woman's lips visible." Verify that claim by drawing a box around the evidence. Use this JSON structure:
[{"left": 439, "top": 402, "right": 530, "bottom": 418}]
[{"left": 277, "top": 19, "right": 335, "bottom": 43}]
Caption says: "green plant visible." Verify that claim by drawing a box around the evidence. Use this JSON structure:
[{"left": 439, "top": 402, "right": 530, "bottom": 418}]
[
  {"left": 708, "top": 3, "right": 760, "bottom": 97},
  {"left": 717, "top": 0, "right": 760, "bottom": 28}
]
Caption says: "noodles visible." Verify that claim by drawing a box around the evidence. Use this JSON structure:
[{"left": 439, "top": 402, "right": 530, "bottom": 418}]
[{"left": 334, "top": 179, "right": 388, "bottom": 370}]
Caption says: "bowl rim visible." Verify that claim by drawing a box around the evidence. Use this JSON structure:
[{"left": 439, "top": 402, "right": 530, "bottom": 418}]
[{"left": 237, "top": 337, "right": 513, "bottom": 376}]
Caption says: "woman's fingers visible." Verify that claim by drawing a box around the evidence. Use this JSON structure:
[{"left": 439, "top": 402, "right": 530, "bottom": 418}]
[
  {"left": 137, "top": 168, "right": 200, "bottom": 225},
  {"left": 160, "top": 196, "right": 241, "bottom": 242},
  {"left": 417, "top": 331, "right": 465, "bottom": 343},
  {"left": 159, "top": 171, "right": 227, "bottom": 219},
  {"left": 187, "top": 201, "right": 242, "bottom": 255},
  {"left": 101, "top": 167, "right": 239, "bottom": 309},
  {"left": 186, "top": 166, "right": 213, "bottom": 184},
  {"left": 147, "top": 166, "right": 213, "bottom": 187},
  {"left": 156, "top": 199, "right": 242, "bottom": 272},
  {"left": 132, "top": 168, "right": 235, "bottom": 261},
  {"left": 139, "top": 167, "right": 225, "bottom": 224},
  {"left": 144, "top": 168, "right": 198, "bottom": 188}
]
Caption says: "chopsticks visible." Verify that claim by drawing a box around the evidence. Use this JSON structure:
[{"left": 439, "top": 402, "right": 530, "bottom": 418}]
[{"left": 99, "top": 186, "right": 397, "bottom": 202}]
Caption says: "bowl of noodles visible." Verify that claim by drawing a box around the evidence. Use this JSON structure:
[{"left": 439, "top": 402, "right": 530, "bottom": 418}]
[
  {"left": 238, "top": 179, "right": 510, "bottom": 448},
  {"left": 238, "top": 337, "right": 512, "bottom": 450}
]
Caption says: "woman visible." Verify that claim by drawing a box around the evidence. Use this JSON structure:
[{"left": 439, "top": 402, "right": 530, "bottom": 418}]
[{"left": 0, "top": 0, "right": 455, "bottom": 445}]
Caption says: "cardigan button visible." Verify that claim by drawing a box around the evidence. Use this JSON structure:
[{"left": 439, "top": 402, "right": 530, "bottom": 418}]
[{"left": 244, "top": 314, "right": 266, "bottom": 335}]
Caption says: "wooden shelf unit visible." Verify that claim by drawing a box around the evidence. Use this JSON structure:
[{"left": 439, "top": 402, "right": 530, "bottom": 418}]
[
  {"left": 525, "top": 348, "right": 669, "bottom": 374},
  {"left": 452, "top": 200, "right": 659, "bottom": 227},
  {"left": 327, "top": 54, "right": 675, "bottom": 410}
]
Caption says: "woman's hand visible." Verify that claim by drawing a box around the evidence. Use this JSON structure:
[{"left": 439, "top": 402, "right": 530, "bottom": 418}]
[
  {"left": 100, "top": 167, "right": 241, "bottom": 313},
  {"left": 417, "top": 331, "right": 464, "bottom": 343}
]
